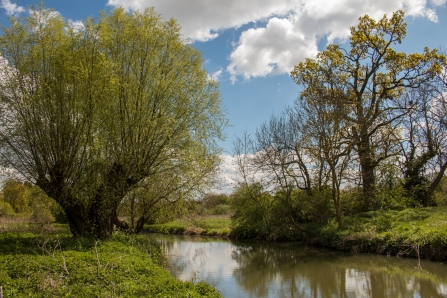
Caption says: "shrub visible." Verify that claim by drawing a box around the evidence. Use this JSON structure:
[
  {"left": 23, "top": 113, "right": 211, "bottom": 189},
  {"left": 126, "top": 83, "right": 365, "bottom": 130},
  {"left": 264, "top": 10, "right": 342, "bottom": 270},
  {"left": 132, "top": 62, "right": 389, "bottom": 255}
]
[
  {"left": 231, "top": 183, "right": 274, "bottom": 238},
  {"left": 31, "top": 207, "right": 55, "bottom": 225},
  {"left": 0, "top": 201, "right": 15, "bottom": 217}
]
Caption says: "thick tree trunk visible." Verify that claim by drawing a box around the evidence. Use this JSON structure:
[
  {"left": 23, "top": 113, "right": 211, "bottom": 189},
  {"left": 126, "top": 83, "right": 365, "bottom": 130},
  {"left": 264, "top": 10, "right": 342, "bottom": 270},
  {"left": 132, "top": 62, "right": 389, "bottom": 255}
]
[
  {"left": 64, "top": 204, "right": 115, "bottom": 239},
  {"left": 424, "top": 159, "right": 447, "bottom": 207},
  {"left": 65, "top": 206, "right": 88, "bottom": 237},
  {"left": 360, "top": 159, "right": 376, "bottom": 211},
  {"left": 358, "top": 142, "right": 376, "bottom": 212},
  {"left": 352, "top": 124, "right": 377, "bottom": 212},
  {"left": 38, "top": 162, "right": 135, "bottom": 239},
  {"left": 134, "top": 216, "right": 146, "bottom": 234}
]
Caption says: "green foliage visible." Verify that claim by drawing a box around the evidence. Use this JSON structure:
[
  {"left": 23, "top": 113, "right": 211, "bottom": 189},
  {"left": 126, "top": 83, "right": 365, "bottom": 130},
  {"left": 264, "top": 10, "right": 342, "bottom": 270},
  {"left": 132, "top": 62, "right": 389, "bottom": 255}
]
[
  {"left": 230, "top": 184, "right": 336, "bottom": 240},
  {"left": 190, "top": 193, "right": 233, "bottom": 216},
  {"left": 278, "top": 189, "right": 333, "bottom": 224},
  {"left": 210, "top": 204, "right": 232, "bottom": 215},
  {"left": 290, "top": 10, "right": 445, "bottom": 211},
  {"left": 0, "top": 201, "right": 15, "bottom": 217},
  {"left": 0, "top": 230, "right": 221, "bottom": 297},
  {"left": 0, "top": 4, "right": 226, "bottom": 238},
  {"left": 230, "top": 183, "right": 274, "bottom": 239},
  {"left": 434, "top": 177, "right": 447, "bottom": 206},
  {"left": 305, "top": 207, "right": 447, "bottom": 260},
  {"left": 146, "top": 216, "right": 232, "bottom": 237},
  {"left": 202, "top": 193, "right": 231, "bottom": 209},
  {"left": 2, "top": 180, "right": 30, "bottom": 214},
  {"left": 1, "top": 180, "right": 64, "bottom": 223}
]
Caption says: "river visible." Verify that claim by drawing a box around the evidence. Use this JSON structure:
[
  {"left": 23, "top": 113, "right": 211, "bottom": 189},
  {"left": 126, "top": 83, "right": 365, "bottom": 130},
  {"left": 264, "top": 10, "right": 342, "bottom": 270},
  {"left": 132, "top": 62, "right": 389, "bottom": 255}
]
[{"left": 146, "top": 234, "right": 447, "bottom": 298}]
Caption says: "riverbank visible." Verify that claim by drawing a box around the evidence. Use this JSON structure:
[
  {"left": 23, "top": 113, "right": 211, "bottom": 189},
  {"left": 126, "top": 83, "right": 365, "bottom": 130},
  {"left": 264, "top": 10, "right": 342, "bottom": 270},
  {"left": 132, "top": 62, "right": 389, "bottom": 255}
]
[
  {"left": 0, "top": 221, "right": 221, "bottom": 297},
  {"left": 306, "top": 207, "right": 447, "bottom": 261},
  {"left": 145, "top": 207, "right": 447, "bottom": 261},
  {"left": 145, "top": 215, "right": 232, "bottom": 237}
]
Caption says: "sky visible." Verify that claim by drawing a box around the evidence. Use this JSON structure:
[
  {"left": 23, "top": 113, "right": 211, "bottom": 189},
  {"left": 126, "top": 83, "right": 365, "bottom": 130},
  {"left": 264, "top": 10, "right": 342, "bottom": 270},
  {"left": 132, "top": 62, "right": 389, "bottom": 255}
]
[{"left": 1, "top": 0, "right": 447, "bottom": 192}]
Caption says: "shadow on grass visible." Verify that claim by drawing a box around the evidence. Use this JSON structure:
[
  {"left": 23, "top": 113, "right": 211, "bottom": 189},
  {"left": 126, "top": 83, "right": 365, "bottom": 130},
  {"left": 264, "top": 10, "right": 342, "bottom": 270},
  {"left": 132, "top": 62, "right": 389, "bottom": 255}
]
[{"left": 0, "top": 228, "right": 97, "bottom": 256}]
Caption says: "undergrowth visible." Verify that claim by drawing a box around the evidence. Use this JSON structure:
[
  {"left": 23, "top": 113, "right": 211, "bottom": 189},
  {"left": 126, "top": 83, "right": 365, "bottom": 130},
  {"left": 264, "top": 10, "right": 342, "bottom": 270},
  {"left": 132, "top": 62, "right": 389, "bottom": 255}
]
[{"left": 303, "top": 207, "right": 447, "bottom": 261}]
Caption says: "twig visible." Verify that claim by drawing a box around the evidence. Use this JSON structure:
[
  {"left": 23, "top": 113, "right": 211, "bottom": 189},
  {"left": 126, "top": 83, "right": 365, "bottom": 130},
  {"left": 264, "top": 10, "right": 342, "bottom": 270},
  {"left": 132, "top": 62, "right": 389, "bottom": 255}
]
[{"left": 94, "top": 241, "right": 101, "bottom": 276}]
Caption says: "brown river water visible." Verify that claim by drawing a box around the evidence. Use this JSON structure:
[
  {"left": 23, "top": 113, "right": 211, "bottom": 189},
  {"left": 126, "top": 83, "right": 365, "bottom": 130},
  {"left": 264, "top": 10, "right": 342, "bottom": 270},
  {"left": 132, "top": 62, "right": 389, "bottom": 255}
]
[{"left": 146, "top": 234, "right": 447, "bottom": 298}]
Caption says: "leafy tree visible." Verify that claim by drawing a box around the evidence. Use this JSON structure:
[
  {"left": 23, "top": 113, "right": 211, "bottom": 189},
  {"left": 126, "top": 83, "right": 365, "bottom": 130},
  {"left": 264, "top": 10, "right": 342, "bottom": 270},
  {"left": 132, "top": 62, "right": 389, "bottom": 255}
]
[
  {"left": 201, "top": 193, "right": 230, "bottom": 209},
  {"left": 2, "top": 180, "right": 30, "bottom": 213},
  {"left": 0, "top": 6, "right": 226, "bottom": 238},
  {"left": 290, "top": 10, "right": 445, "bottom": 211},
  {"left": 396, "top": 66, "right": 447, "bottom": 206}
]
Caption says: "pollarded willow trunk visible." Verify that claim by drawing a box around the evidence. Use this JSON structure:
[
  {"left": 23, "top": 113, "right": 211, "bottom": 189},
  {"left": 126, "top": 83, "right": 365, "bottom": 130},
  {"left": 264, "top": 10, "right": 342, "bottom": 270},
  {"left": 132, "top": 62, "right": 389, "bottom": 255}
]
[
  {"left": 36, "top": 163, "right": 133, "bottom": 239},
  {"left": 63, "top": 200, "right": 116, "bottom": 239},
  {"left": 64, "top": 209, "right": 112, "bottom": 238}
]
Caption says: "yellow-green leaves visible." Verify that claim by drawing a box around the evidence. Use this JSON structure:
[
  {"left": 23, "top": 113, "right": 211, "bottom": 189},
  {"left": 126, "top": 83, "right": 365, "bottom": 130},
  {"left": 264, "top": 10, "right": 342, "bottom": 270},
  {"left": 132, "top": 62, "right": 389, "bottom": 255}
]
[
  {"left": 289, "top": 10, "right": 446, "bottom": 211},
  {"left": 0, "top": 5, "right": 227, "bottom": 238}
]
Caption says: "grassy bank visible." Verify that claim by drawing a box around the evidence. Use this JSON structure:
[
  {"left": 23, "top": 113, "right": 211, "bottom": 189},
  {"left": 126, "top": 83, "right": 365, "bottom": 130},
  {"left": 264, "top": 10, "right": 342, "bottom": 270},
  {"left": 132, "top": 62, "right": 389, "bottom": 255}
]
[
  {"left": 145, "top": 215, "right": 231, "bottom": 237},
  {"left": 304, "top": 207, "right": 447, "bottom": 261},
  {"left": 0, "top": 222, "right": 221, "bottom": 297},
  {"left": 146, "top": 208, "right": 447, "bottom": 261}
]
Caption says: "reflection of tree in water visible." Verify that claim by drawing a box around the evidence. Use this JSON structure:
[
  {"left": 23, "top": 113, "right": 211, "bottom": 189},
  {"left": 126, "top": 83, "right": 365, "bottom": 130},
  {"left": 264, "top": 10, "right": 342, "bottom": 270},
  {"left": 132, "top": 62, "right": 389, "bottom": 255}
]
[
  {"left": 231, "top": 242, "right": 447, "bottom": 298},
  {"left": 231, "top": 243, "right": 343, "bottom": 297}
]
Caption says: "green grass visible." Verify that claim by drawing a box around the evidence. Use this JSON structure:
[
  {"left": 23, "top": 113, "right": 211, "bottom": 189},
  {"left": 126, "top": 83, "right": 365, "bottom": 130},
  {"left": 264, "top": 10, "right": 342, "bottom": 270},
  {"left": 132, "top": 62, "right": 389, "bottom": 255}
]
[
  {"left": 0, "top": 225, "right": 221, "bottom": 297},
  {"left": 305, "top": 207, "right": 447, "bottom": 261},
  {"left": 144, "top": 208, "right": 447, "bottom": 261},
  {"left": 145, "top": 215, "right": 232, "bottom": 237}
]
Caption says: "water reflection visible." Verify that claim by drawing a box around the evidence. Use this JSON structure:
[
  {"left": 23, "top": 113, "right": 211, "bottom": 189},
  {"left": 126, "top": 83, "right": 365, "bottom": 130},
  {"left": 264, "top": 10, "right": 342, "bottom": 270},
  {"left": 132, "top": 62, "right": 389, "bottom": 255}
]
[{"left": 147, "top": 234, "right": 447, "bottom": 298}]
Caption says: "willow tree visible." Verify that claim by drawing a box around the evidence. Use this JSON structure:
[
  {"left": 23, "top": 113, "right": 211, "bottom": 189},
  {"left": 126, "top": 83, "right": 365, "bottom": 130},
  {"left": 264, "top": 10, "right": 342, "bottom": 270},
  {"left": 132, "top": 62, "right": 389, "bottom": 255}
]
[
  {"left": 291, "top": 10, "right": 445, "bottom": 211},
  {"left": 0, "top": 6, "right": 226, "bottom": 238}
]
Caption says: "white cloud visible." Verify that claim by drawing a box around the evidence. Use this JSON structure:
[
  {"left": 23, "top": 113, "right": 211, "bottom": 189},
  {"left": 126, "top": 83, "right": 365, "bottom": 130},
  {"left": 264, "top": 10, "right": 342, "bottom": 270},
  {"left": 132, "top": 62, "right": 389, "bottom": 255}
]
[
  {"left": 228, "top": 0, "right": 446, "bottom": 81},
  {"left": 207, "top": 68, "right": 223, "bottom": 82},
  {"left": 430, "top": 0, "right": 447, "bottom": 5},
  {"left": 227, "top": 17, "right": 318, "bottom": 81},
  {"left": 68, "top": 20, "right": 85, "bottom": 32},
  {"left": 209, "top": 154, "right": 239, "bottom": 194},
  {"left": 107, "top": 0, "right": 295, "bottom": 41},
  {"left": 0, "top": 0, "right": 25, "bottom": 16},
  {"left": 107, "top": 0, "right": 446, "bottom": 80}
]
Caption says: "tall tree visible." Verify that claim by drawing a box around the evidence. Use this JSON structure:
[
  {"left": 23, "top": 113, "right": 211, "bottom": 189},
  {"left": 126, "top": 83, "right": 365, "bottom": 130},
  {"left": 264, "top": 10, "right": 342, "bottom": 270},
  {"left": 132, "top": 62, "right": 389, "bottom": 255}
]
[
  {"left": 290, "top": 10, "right": 445, "bottom": 211},
  {"left": 397, "top": 66, "right": 447, "bottom": 206},
  {"left": 0, "top": 6, "right": 226, "bottom": 238}
]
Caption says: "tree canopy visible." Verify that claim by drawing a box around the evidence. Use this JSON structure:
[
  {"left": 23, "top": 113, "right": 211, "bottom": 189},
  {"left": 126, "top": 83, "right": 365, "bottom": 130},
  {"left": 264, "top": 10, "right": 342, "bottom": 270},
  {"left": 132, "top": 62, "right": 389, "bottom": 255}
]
[
  {"left": 290, "top": 10, "right": 445, "bottom": 211},
  {"left": 234, "top": 10, "right": 446, "bottom": 235},
  {"left": 0, "top": 5, "right": 227, "bottom": 238}
]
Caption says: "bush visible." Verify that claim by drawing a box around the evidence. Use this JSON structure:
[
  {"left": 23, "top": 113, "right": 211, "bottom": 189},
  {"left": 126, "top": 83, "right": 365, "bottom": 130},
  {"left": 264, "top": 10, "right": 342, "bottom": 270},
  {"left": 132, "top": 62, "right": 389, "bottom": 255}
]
[
  {"left": 0, "top": 201, "right": 15, "bottom": 217},
  {"left": 210, "top": 204, "right": 232, "bottom": 215},
  {"left": 31, "top": 207, "right": 55, "bottom": 225},
  {"left": 231, "top": 183, "right": 274, "bottom": 238}
]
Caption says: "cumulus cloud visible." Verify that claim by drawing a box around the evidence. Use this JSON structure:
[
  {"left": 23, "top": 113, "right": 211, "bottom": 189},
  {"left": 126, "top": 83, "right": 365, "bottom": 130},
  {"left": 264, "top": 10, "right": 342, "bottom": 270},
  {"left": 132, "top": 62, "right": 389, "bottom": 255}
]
[
  {"left": 107, "top": 0, "right": 446, "bottom": 81},
  {"left": 430, "top": 0, "right": 447, "bottom": 5},
  {"left": 107, "top": 0, "right": 295, "bottom": 41},
  {"left": 209, "top": 154, "right": 239, "bottom": 194},
  {"left": 228, "top": 0, "right": 446, "bottom": 81},
  {"left": 68, "top": 20, "right": 85, "bottom": 32},
  {"left": 228, "top": 17, "right": 318, "bottom": 81},
  {"left": 207, "top": 68, "right": 223, "bottom": 82},
  {"left": 0, "top": 0, "right": 25, "bottom": 16}
]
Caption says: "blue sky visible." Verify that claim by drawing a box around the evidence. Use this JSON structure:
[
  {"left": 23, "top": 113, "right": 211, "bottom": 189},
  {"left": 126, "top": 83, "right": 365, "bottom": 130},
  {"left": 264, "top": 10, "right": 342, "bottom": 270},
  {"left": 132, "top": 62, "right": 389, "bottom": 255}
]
[{"left": 1, "top": 0, "right": 447, "bottom": 191}]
